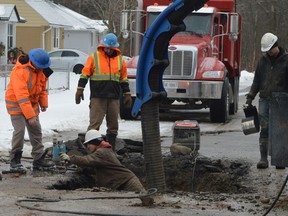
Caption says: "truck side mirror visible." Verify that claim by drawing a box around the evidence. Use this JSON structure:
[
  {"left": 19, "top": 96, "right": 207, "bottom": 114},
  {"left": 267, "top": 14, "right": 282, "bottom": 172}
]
[
  {"left": 121, "top": 11, "right": 129, "bottom": 39},
  {"left": 229, "top": 14, "right": 239, "bottom": 41}
]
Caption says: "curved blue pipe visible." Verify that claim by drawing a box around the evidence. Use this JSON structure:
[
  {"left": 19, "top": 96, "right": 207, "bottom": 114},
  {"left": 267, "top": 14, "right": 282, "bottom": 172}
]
[{"left": 132, "top": 0, "right": 208, "bottom": 117}]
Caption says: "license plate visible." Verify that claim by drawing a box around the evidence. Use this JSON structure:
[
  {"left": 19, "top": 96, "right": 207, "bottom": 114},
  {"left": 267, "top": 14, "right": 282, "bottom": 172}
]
[{"left": 164, "top": 81, "right": 178, "bottom": 89}]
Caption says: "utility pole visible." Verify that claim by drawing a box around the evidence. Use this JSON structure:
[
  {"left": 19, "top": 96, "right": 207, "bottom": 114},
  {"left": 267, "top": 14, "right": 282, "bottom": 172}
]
[{"left": 78, "top": 0, "right": 82, "bottom": 13}]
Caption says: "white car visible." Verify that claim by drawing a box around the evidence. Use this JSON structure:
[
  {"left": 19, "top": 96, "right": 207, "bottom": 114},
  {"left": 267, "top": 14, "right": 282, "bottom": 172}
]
[{"left": 48, "top": 49, "right": 88, "bottom": 74}]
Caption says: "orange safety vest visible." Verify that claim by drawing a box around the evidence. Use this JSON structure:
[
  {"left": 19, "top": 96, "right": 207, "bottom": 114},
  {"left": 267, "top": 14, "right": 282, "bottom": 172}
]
[
  {"left": 90, "top": 51, "right": 122, "bottom": 81},
  {"left": 80, "top": 47, "right": 128, "bottom": 83},
  {"left": 5, "top": 61, "right": 48, "bottom": 119}
]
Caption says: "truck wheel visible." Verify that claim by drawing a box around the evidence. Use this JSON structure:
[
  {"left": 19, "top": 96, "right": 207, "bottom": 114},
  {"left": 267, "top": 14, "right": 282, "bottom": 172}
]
[
  {"left": 210, "top": 78, "right": 229, "bottom": 123},
  {"left": 229, "top": 102, "right": 236, "bottom": 115},
  {"left": 229, "top": 77, "right": 239, "bottom": 115},
  {"left": 120, "top": 96, "right": 136, "bottom": 120}
]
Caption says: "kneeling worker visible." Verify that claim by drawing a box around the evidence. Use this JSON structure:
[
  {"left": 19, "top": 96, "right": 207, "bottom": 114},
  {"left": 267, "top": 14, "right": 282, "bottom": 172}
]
[{"left": 59, "top": 129, "right": 153, "bottom": 205}]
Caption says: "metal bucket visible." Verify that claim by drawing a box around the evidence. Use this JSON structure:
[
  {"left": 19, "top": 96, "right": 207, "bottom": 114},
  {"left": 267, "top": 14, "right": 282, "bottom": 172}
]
[{"left": 241, "top": 105, "right": 260, "bottom": 135}]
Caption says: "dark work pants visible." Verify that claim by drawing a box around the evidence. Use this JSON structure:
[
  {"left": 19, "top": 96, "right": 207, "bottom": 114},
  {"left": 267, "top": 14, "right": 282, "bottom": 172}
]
[{"left": 258, "top": 98, "right": 270, "bottom": 142}]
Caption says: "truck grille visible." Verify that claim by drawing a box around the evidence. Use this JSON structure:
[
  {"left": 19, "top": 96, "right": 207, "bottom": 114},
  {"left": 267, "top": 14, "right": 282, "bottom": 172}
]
[{"left": 164, "top": 50, "right": 196, "bottom": 78}]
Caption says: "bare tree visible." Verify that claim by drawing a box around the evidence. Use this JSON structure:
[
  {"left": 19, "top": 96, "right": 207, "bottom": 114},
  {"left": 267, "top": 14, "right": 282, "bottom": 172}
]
[
  {"left": 237, "top": 0, "right": 288, "bottom": 71},
  {"left": 54, "top": 0, "right": 288, "bottom": 70},
  {"left": 54, "top": 0, "right": 123, "bottom": 32}
]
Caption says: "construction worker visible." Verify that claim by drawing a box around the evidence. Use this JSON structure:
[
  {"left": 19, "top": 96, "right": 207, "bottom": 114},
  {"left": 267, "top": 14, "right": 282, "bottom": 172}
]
[
  {"left": 75, "top": 33, "right": 132, "bottom": 151},
  {"left": 246, "top": 33, "right": 288, "bottom": 169},
  {"left": 59, "top": 129, "right": 148, "bottom": 193},
  {"left": 5, "top": 48, "right": 55, "bottom": 171}
]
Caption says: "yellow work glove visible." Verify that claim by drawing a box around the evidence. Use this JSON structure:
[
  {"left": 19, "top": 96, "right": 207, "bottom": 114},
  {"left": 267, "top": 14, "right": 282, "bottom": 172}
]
[
  {"left": 75, "top": 87, "right": 84, "bottom": 104},
  {"left": 123, "top": 93, "right": 132, "bottom": 109}
]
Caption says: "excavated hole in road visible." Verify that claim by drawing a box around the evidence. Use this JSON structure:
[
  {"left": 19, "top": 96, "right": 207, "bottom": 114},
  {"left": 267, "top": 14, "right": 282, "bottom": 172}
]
[
  {"left": 49, "top": 139, "right": 253, "bottom": 194},
  {"left": 124, "top": 154, "right": 252, "bottom": 194}
]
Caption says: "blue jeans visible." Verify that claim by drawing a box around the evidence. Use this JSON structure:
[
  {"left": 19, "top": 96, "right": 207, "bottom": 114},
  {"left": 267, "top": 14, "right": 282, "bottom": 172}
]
[{"left": 258, "top": 98, "right": 270, "bottom": 141}]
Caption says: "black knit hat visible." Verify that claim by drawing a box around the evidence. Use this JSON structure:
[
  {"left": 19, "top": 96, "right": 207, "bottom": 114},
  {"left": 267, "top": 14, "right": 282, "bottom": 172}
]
[{"left": 271, "top": 41, "right": 278, "bottom": 49}]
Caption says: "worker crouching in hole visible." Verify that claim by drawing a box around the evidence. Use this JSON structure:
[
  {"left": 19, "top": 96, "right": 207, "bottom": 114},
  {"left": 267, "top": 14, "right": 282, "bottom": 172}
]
[{"left": 59, "top": 129, "right": 154, "bottom": 206}]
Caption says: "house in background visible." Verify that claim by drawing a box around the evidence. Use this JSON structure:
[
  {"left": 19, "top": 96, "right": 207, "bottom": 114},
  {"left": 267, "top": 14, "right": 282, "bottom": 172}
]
[
  {"left": 0, "top": 4, "right": 23, "bottom": 65},
  {"left": 0, "top": 0, "right": 107, "bottom": 57},
  {"left": 54, "top": 3, "right": 107, "bottom": 55}
]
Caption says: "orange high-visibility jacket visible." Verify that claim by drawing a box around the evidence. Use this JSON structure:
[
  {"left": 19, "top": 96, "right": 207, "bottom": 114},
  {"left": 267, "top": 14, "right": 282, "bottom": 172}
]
[
  {"left": 78, "top": 44, "right": 130, "bottom": 99},
  {"left": 5, "top": 58, "right": 48, "bottom": 120}
]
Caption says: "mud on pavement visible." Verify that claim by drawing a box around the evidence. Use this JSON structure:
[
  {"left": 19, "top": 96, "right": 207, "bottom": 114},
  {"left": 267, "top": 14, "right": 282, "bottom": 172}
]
[{"left": 1, "top": 138, "right": 288, "bottom": 216}]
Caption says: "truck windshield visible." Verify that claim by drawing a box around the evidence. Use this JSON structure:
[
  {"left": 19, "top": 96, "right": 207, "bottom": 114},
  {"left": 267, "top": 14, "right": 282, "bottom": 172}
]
[{"left": 148, "top": 12, "right": 212, "bottom": 35}]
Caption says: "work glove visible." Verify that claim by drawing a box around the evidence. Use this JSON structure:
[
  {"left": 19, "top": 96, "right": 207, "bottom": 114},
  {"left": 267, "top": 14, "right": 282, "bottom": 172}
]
[
  {"left": 245, "top": 94, "right": 253, "bottom": 107},
  {"left": 246, "top": 98, "right": 253, "bottom": 107},
  {"left": 40, "top": 107, "right": 47, "bottom": 112},
  {"left": 75, "top": 87, "right": 84, "bottom": 104},
  {"left": 59, "top": 152, "right": 70, "bottom": 162},
  {"left": 123, "top": 93, "right": 132, "bottom": 109},
  {"left": 28, "top": 116, "right": 38, "bottom": 127}
]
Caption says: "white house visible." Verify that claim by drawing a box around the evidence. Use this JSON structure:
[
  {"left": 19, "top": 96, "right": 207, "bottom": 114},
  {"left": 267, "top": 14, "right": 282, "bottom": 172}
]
[
  {"left": 54, "top": 3, "right": 108, "bottom": 55},
  {"left": 0, "top": 4, "right": 23, "bottom": 65},
  {"left": 0, "top": 0, "right": 108, "bottom": 56},
  {"left": 25, "top": 0, "right": 108, "bottom": 55}
]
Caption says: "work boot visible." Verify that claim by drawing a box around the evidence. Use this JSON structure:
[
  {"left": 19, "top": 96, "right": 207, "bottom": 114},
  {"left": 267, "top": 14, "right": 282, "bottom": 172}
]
[
  {"left": 257, "top": 141, "right": 268, "bottom": 169},
  {"left": 33, "top": 151, "right": 55, "bottom": 170},
  {"left": 106, "top": 133, "right": 117, "bottom": 151},
  {"left": 10, "top": 151, "right": 24, "bottom": 169},
  {"left": 276, "top": 166, "right": 285, "bottom": 169}
]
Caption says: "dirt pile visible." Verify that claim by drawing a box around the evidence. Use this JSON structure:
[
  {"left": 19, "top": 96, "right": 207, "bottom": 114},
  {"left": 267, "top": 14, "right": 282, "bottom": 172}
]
[{"left": 51, "top": 153, "right": 252, "bottom": 195}]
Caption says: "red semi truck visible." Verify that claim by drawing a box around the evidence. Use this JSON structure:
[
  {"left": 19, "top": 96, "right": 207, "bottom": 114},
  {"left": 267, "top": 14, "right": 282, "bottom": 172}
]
[{"left": 121, "top": 0, "right": 242, "bottom": 123}]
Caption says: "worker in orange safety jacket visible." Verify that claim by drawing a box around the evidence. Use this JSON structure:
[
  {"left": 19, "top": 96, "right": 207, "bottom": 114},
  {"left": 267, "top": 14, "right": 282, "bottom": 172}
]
[
  {"left": 5, "top": 48, "right": 55, "bottom": 171},
  {"left": 75, "top": 33, "right": 132, "bottom": 151}
]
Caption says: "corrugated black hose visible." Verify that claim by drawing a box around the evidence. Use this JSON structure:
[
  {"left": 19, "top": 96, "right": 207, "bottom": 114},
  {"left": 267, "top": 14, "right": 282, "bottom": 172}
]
[
  {"left": 15, "top": 188, "right": 157, "bottom": 215},
  {"left": 262, "top": 174, "right": 288, "bottom": 216},
  {"left": 138, "top": 0, "right": 208, "bottom": 192}
]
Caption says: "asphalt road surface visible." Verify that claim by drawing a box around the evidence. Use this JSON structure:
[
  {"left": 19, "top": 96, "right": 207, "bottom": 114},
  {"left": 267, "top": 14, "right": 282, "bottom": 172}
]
[{"left": 2, "top": 92, "right": 288, "bottom": 216}]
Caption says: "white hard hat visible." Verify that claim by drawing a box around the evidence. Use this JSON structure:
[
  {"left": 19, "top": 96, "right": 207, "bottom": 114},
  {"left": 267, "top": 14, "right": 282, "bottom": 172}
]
[
  {"left": 261, "top": 33, "right": 278, "bottom": 52},
  {"left": 84, "top": 129, "right": 101, "bottom": 145}
]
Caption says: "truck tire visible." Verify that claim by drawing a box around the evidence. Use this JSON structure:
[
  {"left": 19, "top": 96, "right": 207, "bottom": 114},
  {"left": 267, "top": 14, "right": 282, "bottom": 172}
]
[
  {"left": 229, "top": 102, "right": 236, "bottom": 115},
  {"left": 119, "top": 96, "right": 136, "bottom": 120},
  {"left": 210, "top": 78, "right": 229, "bottom": 123},
  {"left": 229, "top": 77, "right": 239, "bottom": 115}
]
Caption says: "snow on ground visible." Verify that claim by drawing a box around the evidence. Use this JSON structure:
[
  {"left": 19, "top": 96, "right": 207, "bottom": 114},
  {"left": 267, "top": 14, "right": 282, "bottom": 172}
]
[
  {"left": 239, "top": 70, "right": 254, "bottom": 96},
  {"left": 0, "top": 70, "right": 254, "bottom": 155}
]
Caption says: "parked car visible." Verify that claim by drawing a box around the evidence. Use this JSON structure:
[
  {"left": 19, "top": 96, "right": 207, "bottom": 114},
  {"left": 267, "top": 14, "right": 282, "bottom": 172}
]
[{"left": 48, "top": 49, "right": 88, "bottom": 74}]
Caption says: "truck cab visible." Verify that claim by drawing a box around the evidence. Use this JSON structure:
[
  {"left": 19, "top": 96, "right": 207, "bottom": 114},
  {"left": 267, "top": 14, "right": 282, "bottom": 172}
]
[{"left": 122, "top": 0, "right": 241, "bottom": 123}]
